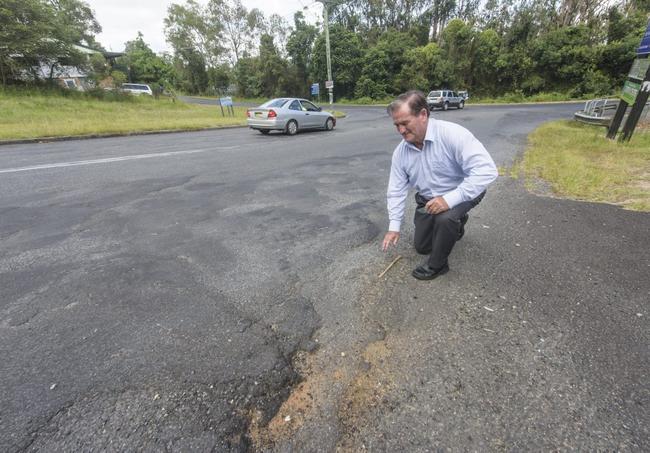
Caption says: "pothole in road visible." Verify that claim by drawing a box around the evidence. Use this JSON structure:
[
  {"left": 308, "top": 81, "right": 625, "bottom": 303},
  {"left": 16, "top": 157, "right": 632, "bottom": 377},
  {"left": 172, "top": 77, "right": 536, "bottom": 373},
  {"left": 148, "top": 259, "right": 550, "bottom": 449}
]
[
  {"left": 248, "top": 264, "right": 396, "bottom": 451},
  {"left": 336, "top": 339, "right": 394, "bottom": 451},
  {"left": 247, "top": 339, "right": 395, "bottom": 452}
]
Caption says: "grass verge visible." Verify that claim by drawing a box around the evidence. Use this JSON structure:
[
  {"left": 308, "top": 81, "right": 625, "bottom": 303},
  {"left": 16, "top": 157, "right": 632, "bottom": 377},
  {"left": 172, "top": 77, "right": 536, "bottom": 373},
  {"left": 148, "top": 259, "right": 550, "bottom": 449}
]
[
  {"left": 470, "top": 91, "right": 597, "bottom": 104},
  {"left": 512, "top": 120, "right": 649, "bottom": 211},
  {"left": 324, "top": 110, "right": 346, "bottom": 119},
  {"left": 0, "top": 87, "right": 247, "bottom": 141}
]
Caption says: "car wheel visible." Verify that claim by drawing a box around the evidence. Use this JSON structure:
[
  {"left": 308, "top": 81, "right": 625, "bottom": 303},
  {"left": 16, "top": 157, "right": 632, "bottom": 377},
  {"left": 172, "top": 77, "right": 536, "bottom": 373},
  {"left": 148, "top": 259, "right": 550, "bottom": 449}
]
[
  {"left": 458, "top": 100, "right": 464, "bottom": 109},
  {"left": 443, "top": 102, "right": 449, "bottom": 111},
  {"left": 285, "top": 120, "right": 298, "bottom": 136},
  {"left": 325, "top": 117, "right": 335, "bottom": 131},
  {"left": 259, "top": 129, "right": 270, "bottom": 135}
]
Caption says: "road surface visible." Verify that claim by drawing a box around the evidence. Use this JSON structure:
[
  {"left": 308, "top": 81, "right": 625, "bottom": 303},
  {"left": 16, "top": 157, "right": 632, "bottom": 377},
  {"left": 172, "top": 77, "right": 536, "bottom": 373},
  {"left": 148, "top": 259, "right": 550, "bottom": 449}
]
[{"left": 1, "top": 103, "right": 647, "bottom": 451}]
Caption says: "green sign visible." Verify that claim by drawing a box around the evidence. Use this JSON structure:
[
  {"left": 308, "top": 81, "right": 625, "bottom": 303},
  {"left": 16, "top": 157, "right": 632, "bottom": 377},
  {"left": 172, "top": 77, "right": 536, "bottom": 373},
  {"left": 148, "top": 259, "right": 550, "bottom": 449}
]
[
  {"left": 621, "top": 80, "right": 640, "bottom": 104},
  {"left": 628, "top": 58, "right": 650, "bottom": 81}
]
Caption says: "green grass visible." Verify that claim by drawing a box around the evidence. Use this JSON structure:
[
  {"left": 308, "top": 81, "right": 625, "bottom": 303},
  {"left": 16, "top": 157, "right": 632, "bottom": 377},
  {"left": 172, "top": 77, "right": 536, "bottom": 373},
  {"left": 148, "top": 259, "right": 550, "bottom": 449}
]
[
  {"left": 471, "top": 91, "right": 594, "bottom": 104},
  {"left": 0, "top": 87, "right": 247, "bottom": 140},
  {"left": 335, "top": 97, "right": 392, "bottom": 105},
  {"left": 336, "top": 91, "right": 606, "bottom": 105},
  {"left": 187, "top": 95, "right": 268, "bottom": 104},
  {"left": 512, "top": 120, "right": 650, "bottom": 211},
  {"left": 324, "top": 110, "right": 346, "bottom": 118}
]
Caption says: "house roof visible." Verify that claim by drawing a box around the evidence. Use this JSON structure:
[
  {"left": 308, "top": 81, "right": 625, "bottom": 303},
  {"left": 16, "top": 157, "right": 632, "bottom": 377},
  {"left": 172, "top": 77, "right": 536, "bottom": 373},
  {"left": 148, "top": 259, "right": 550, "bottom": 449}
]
[{"left": 73, "top": 43, "right": 124, "bottom": 58}]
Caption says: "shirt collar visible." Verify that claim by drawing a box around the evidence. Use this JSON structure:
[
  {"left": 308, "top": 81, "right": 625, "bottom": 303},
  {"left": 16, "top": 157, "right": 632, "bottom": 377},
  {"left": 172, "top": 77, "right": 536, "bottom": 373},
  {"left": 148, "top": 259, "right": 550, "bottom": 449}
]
[{"left": 423, "top": 117, "right": 437, "bottom": 144}]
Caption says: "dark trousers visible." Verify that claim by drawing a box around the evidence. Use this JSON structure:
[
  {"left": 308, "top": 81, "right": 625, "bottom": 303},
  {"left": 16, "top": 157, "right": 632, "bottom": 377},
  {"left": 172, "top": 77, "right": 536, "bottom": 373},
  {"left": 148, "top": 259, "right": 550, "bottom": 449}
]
[{"left": 413, "top": 191, "right": 485, "bottom": 269}]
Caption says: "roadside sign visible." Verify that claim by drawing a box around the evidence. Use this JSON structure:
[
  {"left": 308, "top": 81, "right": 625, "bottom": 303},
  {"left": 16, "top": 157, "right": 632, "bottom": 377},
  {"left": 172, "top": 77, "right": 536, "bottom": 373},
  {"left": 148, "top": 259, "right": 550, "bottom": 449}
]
[
  {"left": 311, "top": 83, "right": 319, "bottom": 96},
  {"left": 628, "top": 58, "right": 650, "bottom": 81},
  {"left": 609, "top": 21, "right": 650, "bottom": 141},
  {"left": 621, "top": 80, "right": 640, "bottom": 104},
  {"left": 636, "top": 20, "right": 650, "bottom": 55},
  {"left": 325, "top": 80, "right": 334, "bottom": 89},
  {"left": 218, "top": 97, "right": 234, "bottom": 116}
]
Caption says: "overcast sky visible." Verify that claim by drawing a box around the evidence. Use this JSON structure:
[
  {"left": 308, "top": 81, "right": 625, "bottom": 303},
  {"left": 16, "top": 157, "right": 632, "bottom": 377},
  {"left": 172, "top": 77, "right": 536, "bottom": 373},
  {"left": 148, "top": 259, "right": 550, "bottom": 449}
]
[{"left": 85, "top": 0, "right": 323, "bottom": 53}]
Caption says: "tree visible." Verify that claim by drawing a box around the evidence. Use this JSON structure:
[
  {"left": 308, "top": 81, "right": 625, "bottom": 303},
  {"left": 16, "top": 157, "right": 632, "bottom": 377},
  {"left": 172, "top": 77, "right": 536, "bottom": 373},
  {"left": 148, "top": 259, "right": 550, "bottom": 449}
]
[
  {"left": 557, "top": 0, "right": 611, "bottom": 27},
  {"left": 208, "top": 64, "right": 232, "bottom": 95},
  {"left": 207, "top": 0, "right": 264, "bottom": 64},
  {"left": 331, "top": 0, "right": 430, "bottom": 33},
  {"left": 356, "top": 29, "right": 416, "bottom": 98},
  {"left": 531, "top": 25, "right": 599, "bottom": 93},
  {"left": 471, "top": 28, "right": 502, "bottom": 95},
  {"left": 50, "top": 0, "right": 101, "bottom": 45},
  {"left": 262, "top": 14, "right": 293, "bottom": 58},
  {"left": 234, "top": 55, "right": 261, "bottom": 97},
  {"left": 311, "top": 25, "right": 364, "bottom": 99},
  {"left": 164, "top": 0, "right": 224, "bottom": 68},
  {"left": 0, "top": 0, "right": 101, "bottom": 85},
  {"left": 258, "top": 34, "right": 288, "bottom": 97},
  {"left": 286, "top": 12, "right": 318, "bottom": 95},
  {"left": 397, "top": 42, "right": 453, "bottom": 92},
  {"left": 425, "top": 0, "right": 457, "bottom": 42},
  {"left": 440, "top": 19, "right": 476, "bottom": 88},
  {"left": 175, "top": 49, "right": 209, "bottom": 93},
  {"left": 599, "top": 5, "right": 648, "bottom": 89},
  {"left": 120, "top": 32, "right": 174, "bottom": 85}
]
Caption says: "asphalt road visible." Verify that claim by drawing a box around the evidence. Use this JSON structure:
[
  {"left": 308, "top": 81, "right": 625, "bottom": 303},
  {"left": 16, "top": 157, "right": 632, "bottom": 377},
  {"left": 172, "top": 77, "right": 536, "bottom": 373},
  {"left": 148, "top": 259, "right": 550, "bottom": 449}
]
[{"left": 1, "top": 103, "right": 648, "bottom": 452}]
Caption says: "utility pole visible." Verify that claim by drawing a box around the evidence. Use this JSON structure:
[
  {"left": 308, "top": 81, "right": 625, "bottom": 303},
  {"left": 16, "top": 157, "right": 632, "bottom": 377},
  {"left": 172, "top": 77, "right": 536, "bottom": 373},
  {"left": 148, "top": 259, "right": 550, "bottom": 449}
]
[{"left": 316, "top": 0, "right": 335, "bottom": 104}]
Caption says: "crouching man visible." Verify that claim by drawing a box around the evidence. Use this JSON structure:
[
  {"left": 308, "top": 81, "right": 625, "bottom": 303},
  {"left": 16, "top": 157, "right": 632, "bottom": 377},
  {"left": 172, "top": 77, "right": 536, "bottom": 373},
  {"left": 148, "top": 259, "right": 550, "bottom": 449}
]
[{"left": 382, "top": 90, "right": 498, "bottom": 280}]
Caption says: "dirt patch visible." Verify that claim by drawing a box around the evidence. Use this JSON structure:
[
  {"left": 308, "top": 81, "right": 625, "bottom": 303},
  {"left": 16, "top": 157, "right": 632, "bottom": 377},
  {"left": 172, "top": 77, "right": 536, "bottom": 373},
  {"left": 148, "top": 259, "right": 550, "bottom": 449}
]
[
  {"left": 246, "top": 263, "right": 401, "bottom": 451},
  {"left": 248, "top": 350, "right": 345, "bottom": 449},
  {"left": 336, "top": 340, "right": 394, "bottom": 451}
]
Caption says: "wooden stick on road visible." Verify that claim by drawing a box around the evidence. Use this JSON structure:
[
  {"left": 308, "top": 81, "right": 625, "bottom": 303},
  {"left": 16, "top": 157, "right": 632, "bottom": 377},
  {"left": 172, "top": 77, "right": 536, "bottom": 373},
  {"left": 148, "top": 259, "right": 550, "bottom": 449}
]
[{"left": 378, "top": 255, "right": 402, "bottom": 278}]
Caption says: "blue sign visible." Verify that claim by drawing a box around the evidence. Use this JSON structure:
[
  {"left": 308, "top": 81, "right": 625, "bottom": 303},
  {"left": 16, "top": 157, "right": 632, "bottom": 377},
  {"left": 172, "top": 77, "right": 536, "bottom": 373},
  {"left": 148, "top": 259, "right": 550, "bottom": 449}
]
[
  {"left": 311, "top": 83, "right": 319, "bottom": 96},
  {"left": 637, "top": 20, "right": 650, "bottom": 56},
  {"left": 219, "top": 97, "right": 233, "bottom": 107}
]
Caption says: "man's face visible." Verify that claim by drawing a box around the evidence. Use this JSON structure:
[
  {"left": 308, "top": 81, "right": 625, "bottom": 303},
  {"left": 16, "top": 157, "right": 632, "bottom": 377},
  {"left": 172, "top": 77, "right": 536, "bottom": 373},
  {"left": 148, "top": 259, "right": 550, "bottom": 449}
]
[{"left": 391, "top": 103, "right": 428, "bottom": 146}]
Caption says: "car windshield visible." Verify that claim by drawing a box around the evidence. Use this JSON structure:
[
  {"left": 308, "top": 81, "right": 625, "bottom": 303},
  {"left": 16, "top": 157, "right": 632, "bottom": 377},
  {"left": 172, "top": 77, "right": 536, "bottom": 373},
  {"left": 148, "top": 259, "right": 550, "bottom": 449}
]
[
  {"left": 428, "top": 91, "right": 442, "bottom": 97},
  {"left": 123, "top": 84, "right": 147, "bottom": 90},
  {"left": 261, "top": 98, "right": 289, "bottom": 108}
]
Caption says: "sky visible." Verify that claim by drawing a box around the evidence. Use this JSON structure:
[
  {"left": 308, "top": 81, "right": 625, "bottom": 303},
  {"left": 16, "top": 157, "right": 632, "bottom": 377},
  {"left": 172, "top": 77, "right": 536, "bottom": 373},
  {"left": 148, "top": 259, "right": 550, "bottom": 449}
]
[{"left": 85, "top": 0, "right": 323, "bottom": 54}]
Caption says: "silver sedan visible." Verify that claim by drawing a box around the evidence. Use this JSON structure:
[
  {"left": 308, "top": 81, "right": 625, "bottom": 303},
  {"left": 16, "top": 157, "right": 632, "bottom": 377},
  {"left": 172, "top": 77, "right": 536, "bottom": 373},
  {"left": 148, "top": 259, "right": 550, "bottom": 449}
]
[{"left": 246, "top": 98, "right": 336, "bottom": 135}]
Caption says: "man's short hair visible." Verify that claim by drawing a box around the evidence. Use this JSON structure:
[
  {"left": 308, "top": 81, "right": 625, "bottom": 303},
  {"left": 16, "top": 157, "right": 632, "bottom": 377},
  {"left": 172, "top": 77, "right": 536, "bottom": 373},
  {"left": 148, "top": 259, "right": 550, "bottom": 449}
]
[{"left": 387, "top": 90, "right": 430, "bottom": 118}]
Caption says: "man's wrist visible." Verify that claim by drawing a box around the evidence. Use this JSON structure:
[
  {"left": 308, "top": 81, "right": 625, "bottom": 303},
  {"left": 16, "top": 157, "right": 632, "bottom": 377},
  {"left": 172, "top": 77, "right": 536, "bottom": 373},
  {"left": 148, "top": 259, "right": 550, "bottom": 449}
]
[
  {"left": 388, "top": 220, "right": 401, "bottom": 232},
  {"left": 442, "top": 190, "right": 463, "bottom": 209}
]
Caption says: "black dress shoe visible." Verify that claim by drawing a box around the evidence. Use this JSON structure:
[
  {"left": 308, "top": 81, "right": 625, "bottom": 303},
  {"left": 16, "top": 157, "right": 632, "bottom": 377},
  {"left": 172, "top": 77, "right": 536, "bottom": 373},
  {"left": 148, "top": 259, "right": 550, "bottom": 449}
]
[
  {"left": 412, "top": 263, "right": 449, "bottom": 280},
  {"left": 458, "top": 213, "right": 469, "bottom": 240}
]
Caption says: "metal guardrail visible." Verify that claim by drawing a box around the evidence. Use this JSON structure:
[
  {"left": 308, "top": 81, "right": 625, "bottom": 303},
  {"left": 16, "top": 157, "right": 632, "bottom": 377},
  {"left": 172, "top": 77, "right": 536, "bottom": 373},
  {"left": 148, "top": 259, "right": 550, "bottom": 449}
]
[
  {"left": 582, "top": 99, "right": 619, "bottom": 117},
  {"left": 575, "top": 98, "right": 649, "bottom": 127},
  {"left": 574, "top": 99, "right": 619, "bottom": 126}
]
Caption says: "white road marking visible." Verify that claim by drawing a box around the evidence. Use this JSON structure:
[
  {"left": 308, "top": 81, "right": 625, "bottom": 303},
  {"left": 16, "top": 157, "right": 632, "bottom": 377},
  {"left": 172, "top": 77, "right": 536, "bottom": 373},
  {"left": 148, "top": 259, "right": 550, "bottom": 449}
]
[{"left": 0, "top": 146, "right": 239, "bottom": 174}]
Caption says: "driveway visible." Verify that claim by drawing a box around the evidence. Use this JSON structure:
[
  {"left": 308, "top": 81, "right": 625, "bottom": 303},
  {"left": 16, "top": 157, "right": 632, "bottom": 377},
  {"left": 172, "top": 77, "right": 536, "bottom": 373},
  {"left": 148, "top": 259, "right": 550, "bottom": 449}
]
[{"left": 0, "top": 104, "right": 647, "bottom": 451}]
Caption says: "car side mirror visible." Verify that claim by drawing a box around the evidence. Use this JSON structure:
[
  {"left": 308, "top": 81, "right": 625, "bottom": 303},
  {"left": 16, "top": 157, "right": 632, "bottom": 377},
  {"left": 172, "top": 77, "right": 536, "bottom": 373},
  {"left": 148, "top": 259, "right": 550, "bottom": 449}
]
[{"left": 317, "top": 107, "right": 322, "bottom": 112}]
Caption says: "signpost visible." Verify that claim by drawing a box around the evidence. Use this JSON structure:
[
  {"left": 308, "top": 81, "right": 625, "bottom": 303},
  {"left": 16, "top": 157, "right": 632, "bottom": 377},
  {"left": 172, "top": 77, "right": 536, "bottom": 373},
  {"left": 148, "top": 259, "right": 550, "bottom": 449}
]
[
  {"left": 218, "top": 96, "right": 234, "bottom": 117},
  {"left": 607, "top": 19, "right": 650, "bottom": 141},
  {"left": 311, "top": 83, "right": 320, "bottom": 102},
  {"left": 621, "top": 80, "right": 641, "bottom": 105}
]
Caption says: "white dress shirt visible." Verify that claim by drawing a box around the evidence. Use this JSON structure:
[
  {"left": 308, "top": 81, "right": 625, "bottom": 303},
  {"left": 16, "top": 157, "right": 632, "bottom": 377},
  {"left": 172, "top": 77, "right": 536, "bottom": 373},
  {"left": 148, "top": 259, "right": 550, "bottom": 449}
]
[{"left": 387, "top": 118, "right": 498, "bottom": 232}]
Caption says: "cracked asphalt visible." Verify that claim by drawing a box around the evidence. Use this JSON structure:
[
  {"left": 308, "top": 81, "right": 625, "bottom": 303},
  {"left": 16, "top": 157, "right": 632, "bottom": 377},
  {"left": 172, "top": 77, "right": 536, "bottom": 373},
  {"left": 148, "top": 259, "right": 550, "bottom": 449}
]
[{"left": 0, "top": 103, "right": 647, "bottom": 451}]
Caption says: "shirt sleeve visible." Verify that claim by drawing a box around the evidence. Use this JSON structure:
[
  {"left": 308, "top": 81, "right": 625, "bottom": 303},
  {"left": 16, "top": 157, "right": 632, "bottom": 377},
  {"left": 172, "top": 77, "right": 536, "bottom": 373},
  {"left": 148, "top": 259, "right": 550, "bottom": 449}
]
[
  {"left": 441, "top": 129, "right": 498, "bottom": 209},
  {"left": 386, "top": 146, "right": 409, "bottom": 232}
]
